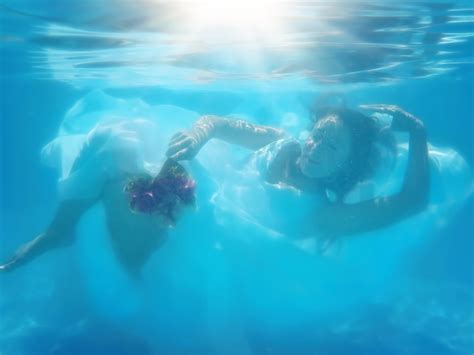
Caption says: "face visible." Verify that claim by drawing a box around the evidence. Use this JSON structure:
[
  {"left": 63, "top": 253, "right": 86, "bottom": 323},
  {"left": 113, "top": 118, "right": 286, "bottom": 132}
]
[{"left": 299, "top": 115, "right": 351, "bottom": 179}]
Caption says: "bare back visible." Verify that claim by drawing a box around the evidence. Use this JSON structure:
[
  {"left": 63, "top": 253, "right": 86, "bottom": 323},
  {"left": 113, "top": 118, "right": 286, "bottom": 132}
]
[{"left": 101, "top": 179, "right": 168, "bottom": 276}]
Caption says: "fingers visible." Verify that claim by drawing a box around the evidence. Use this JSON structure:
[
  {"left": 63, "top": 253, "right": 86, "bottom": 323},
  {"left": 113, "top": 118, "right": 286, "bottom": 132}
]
[
  {"left": 360, "top": 104, "right": 422, "bottom": 132},
  {"left": 166, "top": 142, "right": 191, "bottom": 159},
  {"left": 168, "top": 132, "right": 193, "bottom": 149},
  {"left": 359, "top": 104, "right": 384, "bottom": 111},
  {"left": 359, "top": 104, "right": 399, "bottom": 113},
  {"left": 168, "top": 147, "right": 192, "bottom": 161},
  {"left": 169, "top": 132, "right": 187, "bottom": 145},
  {"left": 166, "top": 136, "right": 194, "bottom": 158}
]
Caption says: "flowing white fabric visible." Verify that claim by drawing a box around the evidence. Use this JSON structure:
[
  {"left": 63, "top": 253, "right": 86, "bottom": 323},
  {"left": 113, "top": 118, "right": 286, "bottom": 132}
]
[{"left": 40, "top": 90, "right": 473, "bottom": 341}]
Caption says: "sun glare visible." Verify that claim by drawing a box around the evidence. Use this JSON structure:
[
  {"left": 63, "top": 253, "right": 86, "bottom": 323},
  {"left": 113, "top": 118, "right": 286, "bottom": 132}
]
[{"left": 179, "top": 0, "right": 287, "bottom": 35}]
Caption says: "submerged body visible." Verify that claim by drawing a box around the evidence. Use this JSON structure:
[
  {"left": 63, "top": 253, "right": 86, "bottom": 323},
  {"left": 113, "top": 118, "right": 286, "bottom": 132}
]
[
  {"left": 0, "top": 171, "right": 179, "bottom": 277},
  {"left": 0, "top": 115, "right": 194, "bottom": 276},
  {"left": 102, "top": 178, "right": 168, "bottom": 275},
  {"left": 1, "top": 92, "right": 471, "bottom": 281},
  {"left": 167, "top": 104, "right": 431, "bottom": 240}
]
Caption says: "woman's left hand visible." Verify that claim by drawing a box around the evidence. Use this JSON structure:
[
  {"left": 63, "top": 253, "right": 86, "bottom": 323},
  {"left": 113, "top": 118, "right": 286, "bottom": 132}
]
[{"left": 359, "top": 104, "right": 424, "bottom": 132}]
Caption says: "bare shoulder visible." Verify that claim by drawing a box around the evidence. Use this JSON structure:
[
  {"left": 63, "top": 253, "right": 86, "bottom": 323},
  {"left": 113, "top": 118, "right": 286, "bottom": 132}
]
[{"left": 266, "top": 139, "right": 301, "bottom": 184}]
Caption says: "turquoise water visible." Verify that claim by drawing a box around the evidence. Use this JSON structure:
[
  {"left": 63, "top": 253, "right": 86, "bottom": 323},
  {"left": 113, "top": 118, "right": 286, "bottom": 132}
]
[{"left": 1, "top": 1, "right": 473, "bottom": 354}]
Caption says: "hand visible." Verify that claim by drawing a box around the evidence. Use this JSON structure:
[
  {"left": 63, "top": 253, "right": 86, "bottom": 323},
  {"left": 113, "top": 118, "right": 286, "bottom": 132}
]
[
  {"left": 0, "top": 260, "right": 16, "bottom": 273},
  {"left": 166, "top": 130, "right": 207, "bottom": 161},
  {"left": 359, "top": 104, "right": 424, "bottom": 132},
  {"left": 0, "top": 247, "right": 28, "bottom": 273}
]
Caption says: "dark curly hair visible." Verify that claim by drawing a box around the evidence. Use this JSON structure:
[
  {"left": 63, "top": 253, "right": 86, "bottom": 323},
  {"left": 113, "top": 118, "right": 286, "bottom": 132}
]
[
  {"left": 124, "top": 159, "right": 196, "bottom": 223},
  {"left": 311, "top": 106, "right": 396, "bottom": 201}
]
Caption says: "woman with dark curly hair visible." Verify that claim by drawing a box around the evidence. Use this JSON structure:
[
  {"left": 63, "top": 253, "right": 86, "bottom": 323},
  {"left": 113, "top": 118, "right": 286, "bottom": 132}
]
[
  {"left": 166, "top": 104, "right": 430, "bottom": 242},
  {"left": 0, "top": 119, "right": 196, "bottom": 277}
]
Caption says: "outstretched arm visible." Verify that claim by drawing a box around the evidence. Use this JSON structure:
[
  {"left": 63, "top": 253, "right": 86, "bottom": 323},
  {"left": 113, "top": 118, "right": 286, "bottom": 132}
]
[
  {"left": 166, "top": 115, "right": 285, "bottom": 160},
  {"left": 310, "top": 106, "right": 430, "bottom": 239},
  {"left": 0, "top": 198, "right": 97, "bottom": 272}
]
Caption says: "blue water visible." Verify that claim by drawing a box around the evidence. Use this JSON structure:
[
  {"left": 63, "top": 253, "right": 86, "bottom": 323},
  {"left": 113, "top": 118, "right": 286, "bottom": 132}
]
[{"left": 1, "top": 1, "right": 473, "bottom": 354}]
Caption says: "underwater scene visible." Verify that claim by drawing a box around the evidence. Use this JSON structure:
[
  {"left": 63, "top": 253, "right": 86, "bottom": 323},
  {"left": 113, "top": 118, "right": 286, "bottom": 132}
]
[{"left": 1, "top": 1, "right": 473, "bottom": 354}]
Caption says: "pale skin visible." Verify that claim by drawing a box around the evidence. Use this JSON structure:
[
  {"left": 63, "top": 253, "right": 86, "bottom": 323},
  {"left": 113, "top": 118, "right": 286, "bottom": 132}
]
[
  {"left": 0, "top": 173, "right": 180, "bottom": 277},
  {"left": 0, "top": 105, "right": 429, "bottom": 273},
  {"left": 166, "top": 105, "right": 430, "bottom": 241}
]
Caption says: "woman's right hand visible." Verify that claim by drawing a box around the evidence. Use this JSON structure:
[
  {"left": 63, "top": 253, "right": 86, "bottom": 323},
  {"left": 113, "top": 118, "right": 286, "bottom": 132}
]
[{"left": 166, "top": 130, "right": 208, "bottom": 161}]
